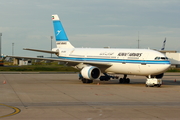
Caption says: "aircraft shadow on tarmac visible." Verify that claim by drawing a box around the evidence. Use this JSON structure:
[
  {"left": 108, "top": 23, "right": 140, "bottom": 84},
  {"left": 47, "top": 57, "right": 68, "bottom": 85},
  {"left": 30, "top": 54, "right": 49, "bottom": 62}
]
[{"left": 89, "top": 78, "right": 180, "bottom": 86}]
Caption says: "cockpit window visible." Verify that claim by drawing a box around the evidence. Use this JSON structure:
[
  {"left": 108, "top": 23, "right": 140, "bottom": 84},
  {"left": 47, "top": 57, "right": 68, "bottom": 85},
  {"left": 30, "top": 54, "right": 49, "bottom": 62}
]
[
  {"left": 155, "top": 57, "right": 160, "bottom": 60},
  {"left": 155, "top": 57, "right": 168, "bottom": 60}
]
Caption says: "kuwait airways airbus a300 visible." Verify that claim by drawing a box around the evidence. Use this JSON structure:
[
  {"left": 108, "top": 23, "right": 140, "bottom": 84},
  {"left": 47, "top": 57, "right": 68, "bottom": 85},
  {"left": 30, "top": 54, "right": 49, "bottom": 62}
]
[{"left": 8, "top": 14, "right": 171, "bottom": 86}]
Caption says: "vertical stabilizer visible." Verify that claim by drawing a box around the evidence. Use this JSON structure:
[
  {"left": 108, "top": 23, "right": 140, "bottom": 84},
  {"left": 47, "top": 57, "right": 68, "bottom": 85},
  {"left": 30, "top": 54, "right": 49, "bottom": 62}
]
[
  {"left": 161, "top": 38, "right": 166, "bottom": 50},
  {"left": 52, "top": 14, "right": 74, "bottom": 48}
]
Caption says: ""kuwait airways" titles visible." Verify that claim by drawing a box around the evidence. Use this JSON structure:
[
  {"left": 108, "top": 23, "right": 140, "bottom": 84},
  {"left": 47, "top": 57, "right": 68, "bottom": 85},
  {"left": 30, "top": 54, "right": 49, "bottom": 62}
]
[{"left": 118, "top": 52, "right": 142, "bottom": 57}]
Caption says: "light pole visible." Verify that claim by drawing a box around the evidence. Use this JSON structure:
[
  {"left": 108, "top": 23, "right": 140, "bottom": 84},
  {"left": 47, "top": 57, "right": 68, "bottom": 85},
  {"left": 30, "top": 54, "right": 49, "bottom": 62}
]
[
  {"left": 0, "top": 33, "right": 2, "bottom": 58},
  {"left": 137, "top": 31, "right": 140, "bottom": 49},
  {"left": 12, "top": 43, "right": 14, "bottom": 56},
  {"left": 50, "top": 36, "right": 53, "bottom": 58}
]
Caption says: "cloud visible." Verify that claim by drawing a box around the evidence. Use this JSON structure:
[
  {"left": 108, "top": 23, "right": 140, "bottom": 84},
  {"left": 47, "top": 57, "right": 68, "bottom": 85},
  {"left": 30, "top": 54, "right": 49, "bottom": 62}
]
[{"left": 0, "top": 0, "right": 180, "bottom": 56}]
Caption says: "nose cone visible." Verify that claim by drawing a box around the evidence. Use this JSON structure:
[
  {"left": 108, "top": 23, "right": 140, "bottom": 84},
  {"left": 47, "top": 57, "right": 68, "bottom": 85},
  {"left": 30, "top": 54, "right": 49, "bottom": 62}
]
[
  {"left": 163, "top": 64, "right": 171, "bottom": 72},
  {"left": 159, "top": 61, "right": 171, "bottom": 73}
]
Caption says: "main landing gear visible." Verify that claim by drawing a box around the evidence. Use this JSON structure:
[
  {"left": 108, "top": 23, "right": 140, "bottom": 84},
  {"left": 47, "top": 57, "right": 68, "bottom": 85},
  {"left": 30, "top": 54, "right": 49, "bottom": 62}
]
[
  {"left": 100, "top": 73, "right": 130, "bottom": 84},
  {"left": 99, "top": 73, "right": 119, "bottom": 81},
  {"left": 81, "top": 78, "right": 93, "bottom": 83},
  {"left": 79, "top": 73, "right": 131, "bottom": 84},
  {"left": 119, "top": 74, "right": 130, "bottom": 84},
  {"left": 79, "top": 73, "right": 93, "bottom": 83}
]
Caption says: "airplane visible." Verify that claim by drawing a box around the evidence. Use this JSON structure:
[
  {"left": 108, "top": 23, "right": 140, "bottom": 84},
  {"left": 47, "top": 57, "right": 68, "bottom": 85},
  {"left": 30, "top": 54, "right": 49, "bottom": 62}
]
[{"left": 7, "top": 14, "right": 171, "bottom": 86}]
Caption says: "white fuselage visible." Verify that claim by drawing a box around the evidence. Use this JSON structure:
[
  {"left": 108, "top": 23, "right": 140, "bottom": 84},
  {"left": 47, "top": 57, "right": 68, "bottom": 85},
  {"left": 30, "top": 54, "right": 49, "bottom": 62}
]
[{"left": 53, "top": 47, "right": 171, "bottom": 76}]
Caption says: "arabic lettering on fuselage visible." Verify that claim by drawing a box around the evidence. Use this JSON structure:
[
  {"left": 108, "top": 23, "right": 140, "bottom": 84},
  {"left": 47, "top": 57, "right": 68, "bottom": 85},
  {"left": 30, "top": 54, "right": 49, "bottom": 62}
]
[
  {"left": 57, "top": 42, "right": 67, "bottom": 45},
  {"left": 118, "top": 52, "right": 142, "bottom": 57},
  {"left": 99, "top": 52, "right": 114, "bottom": 56}
]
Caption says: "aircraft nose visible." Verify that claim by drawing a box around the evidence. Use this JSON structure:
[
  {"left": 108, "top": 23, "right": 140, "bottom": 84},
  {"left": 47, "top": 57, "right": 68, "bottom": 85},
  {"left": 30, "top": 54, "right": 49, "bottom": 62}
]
[{"left": 162, "top": 62, "right": 171, "bottom": 72}]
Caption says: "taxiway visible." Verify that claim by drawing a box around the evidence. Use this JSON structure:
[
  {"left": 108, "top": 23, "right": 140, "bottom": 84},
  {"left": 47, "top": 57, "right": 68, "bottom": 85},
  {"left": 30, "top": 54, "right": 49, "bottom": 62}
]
[{"left": 0, "top": 73, "right": 180, "bottom": 120}]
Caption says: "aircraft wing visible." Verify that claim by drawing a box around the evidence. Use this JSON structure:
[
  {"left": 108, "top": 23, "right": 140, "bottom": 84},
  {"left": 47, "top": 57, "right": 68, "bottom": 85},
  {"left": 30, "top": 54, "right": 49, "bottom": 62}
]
[
  {"left": 6, "top": 56, "right": 112, "bottom": 68},
  {"left": 6, "top": 56, "right": 78, "bottom": 66},
  {"left": 23, "top": 48, "right": 58, "bottom": 54}
]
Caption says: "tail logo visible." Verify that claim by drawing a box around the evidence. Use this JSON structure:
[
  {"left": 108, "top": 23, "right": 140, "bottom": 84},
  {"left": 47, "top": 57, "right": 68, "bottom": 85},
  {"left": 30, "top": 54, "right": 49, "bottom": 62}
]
[{"left": 56, "top": 30, "right": 61, "bottom": 36}]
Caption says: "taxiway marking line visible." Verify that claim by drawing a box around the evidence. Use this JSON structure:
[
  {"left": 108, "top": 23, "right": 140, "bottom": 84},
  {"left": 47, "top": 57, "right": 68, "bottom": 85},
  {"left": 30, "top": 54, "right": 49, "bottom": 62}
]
[{"left": 0, "top": 103, "right": 21, "bottom": 118}]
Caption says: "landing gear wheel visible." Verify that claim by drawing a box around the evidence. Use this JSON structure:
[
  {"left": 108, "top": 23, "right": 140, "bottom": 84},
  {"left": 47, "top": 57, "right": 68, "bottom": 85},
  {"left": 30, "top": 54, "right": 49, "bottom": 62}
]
[
  {"left": 126, "top": 78, "right": 130, "bottom": 83},
  {"left": 119, "top": 74, "right": 130, "bottom": 84},
  {"left": 82, "top": 79, "right": 87, "bottom": 83},
  {"left": 119, "top": 78, "right": 130, "bottom": 84},
  {"left": 82, "top": 79, "right": 93, "bottom": 84},
  {"left": 88, "top": 80, "right": 93, "bottom": 83},
  {"left": 119, "top": 78, "right": 123, "bottom": 83}
]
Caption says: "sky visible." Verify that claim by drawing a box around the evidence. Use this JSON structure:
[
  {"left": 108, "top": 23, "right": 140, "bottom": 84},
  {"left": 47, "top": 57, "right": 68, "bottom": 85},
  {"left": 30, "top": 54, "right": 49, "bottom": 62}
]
[{"left": 0, "top": 0, "right": 180, "bottom": 57}]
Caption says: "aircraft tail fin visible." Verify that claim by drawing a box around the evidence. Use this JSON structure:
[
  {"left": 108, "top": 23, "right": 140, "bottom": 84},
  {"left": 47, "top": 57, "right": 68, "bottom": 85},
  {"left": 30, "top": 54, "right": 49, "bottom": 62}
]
[
  {"left": 52, "top": 14, "right": 74, "bottom": 48},
  {"left": 161, "top": 38, "right": 166, "bottom": 50}
]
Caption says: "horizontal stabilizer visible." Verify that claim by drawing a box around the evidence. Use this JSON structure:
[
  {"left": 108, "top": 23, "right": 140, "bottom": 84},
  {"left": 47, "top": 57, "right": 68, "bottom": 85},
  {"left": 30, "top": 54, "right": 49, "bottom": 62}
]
[{"left": 23, "top": 48, "right": 58, "bottom": 54}]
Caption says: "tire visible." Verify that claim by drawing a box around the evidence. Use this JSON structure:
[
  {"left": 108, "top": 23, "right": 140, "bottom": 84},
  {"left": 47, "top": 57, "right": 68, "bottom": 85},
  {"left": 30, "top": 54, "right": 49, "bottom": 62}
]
[
  {"left": 119, "top": 78, "right": 123, "bottom": 83},
  {"left": 88, "top": 80, "right": 93, "bottom": 83},
  {"left": 82, "top": 79, "right": 93, "bottom": 84},
  {"left": 82, "top": 79, "right": 88, "bottom": 83},
  {"left": 126, "top": 78, "right": 130, "bottom": 83}
]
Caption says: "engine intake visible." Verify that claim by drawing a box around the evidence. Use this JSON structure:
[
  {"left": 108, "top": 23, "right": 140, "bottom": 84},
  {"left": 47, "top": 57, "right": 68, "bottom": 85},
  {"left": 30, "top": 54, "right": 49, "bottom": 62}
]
[{"left": 81, "top": 66, "right": 101, "bottom": 80}]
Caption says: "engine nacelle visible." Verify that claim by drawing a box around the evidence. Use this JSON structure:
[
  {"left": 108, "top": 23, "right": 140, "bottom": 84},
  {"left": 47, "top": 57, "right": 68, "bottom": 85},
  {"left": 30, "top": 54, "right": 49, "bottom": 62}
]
[{"left": 80, "top": 66, "right": 101, "bottom": 80}]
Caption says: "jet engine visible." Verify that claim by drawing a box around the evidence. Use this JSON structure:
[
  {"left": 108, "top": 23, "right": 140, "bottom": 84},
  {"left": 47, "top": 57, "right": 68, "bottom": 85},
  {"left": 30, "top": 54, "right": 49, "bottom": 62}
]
[{"left": 80, "top": 66, "right": 101, "bottom": 80}]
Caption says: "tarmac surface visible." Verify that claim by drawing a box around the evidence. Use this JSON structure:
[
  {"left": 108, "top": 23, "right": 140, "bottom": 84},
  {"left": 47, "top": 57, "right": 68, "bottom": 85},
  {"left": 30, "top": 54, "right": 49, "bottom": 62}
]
[{"left": 0, "top": 72, "right": 180, "bottom": 120}]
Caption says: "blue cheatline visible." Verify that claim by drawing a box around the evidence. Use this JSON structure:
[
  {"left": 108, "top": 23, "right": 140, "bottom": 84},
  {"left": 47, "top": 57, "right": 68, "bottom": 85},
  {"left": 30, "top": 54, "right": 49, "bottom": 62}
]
[
  {"left": 58, "top": 56, "right": 171, "bottom": 65},
  {"left": 53, "top": 21, "right": 68, "bottom": 41}
]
